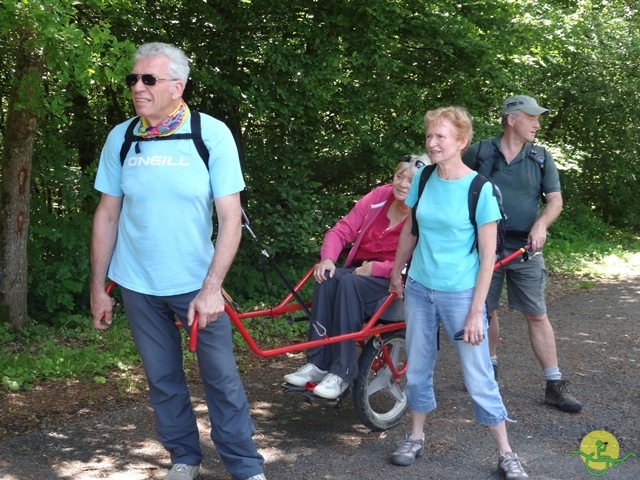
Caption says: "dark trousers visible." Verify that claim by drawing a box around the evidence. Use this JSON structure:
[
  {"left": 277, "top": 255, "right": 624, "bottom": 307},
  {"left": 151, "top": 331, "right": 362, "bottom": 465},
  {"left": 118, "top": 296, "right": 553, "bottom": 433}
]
[
  {"left": 121, "top": 287, "right": 264, "bottom": 480},
  {"left": 306, "top": 268, "right": 391, "bottom": 383}
]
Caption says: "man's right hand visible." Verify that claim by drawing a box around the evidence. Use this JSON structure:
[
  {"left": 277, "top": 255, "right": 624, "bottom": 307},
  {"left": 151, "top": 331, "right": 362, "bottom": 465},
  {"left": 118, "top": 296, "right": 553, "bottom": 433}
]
[{"left": 91, "top": 288, "right": 115, "bottom": 330}]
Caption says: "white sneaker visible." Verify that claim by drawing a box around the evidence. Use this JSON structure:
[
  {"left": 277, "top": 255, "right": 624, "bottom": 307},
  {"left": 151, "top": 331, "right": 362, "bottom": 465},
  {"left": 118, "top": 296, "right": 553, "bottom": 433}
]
[
  {"left": 313, "top": 373, "right": 348, "bottom": 399},
  {"left": 164, "top": 463, "right": 200, "bottom": 480},
  {"left": 283, "top": 363, "right": 328, "bottom": 386}
]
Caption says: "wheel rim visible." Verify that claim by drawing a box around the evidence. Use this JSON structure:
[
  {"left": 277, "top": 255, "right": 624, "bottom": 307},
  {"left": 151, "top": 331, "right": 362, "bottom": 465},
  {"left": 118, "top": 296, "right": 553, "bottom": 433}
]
[{"left": 363, "top": 335, "right": 407, "bottom": 423}]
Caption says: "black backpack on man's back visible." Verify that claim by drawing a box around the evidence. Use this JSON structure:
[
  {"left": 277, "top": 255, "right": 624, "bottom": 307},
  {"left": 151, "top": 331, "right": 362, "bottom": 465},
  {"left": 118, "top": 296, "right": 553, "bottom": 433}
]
[
  {"left": 410, "top": 164, "right": 507, "bottom": 254},
  {"left": 474, "top": 139, "right": 546, "bottom": 175},
  {"left": 474, "top": 139, "right": 547, "bottom": 201},
  {"left": 119, "top": 112, "right": 209, "bottom": 167}
]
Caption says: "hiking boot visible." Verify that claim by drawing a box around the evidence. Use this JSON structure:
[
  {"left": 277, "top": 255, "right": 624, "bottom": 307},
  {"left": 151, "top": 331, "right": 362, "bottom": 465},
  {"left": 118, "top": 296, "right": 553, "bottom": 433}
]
[
  {"left": 498, "top": 452, "right": 528, "bottom": 479},
  {"left": 244, "top": 474, "right": 267, "bottom": 480},
  {"left": 545, "top": 379, "right": 582, "bottom": 412},
  {"left": 164, "top": 463, "right": 200, "bottom": 480},
  {"left": 313, "top": 373, "right": 348, "bottom": 399},
  {"left": 390, "top": 434, "right": 424, "bottom": 466},
  {"left": 283, "top": 363, "right": 328, "bottom": 387}
]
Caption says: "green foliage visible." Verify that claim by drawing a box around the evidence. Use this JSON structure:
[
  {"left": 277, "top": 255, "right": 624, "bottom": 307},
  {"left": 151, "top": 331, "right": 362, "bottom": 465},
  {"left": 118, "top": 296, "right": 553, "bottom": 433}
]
[
  {"left": 231, "top": 316, "right": 309, "bottom": 352},
  {"left": 26, "top": 131, "right": 100, "bottom": 321},
  {"left": 0, "top": 314, "right": 140, "bottom": 393},
  {"left": 516, "top": 0, "right": 640, "bottom": 230},
  {"left": 547, "top": 201, "right": 640, "bottom": 278}
]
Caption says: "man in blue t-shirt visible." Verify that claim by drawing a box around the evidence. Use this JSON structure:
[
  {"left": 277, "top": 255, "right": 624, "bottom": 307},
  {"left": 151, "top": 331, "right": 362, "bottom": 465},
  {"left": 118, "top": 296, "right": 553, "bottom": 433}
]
[
  {"left": 90, "top": 42, "right": 267, "bottom": 480},
  {"left": 463, "top": 95, "right": 582, "bottom": 413}
]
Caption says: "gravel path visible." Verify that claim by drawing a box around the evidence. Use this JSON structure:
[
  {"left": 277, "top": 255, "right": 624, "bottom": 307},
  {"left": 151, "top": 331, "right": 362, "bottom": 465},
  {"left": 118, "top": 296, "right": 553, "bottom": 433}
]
[{"left": 1, "top": 277, "right": 638, "bottom": 479}]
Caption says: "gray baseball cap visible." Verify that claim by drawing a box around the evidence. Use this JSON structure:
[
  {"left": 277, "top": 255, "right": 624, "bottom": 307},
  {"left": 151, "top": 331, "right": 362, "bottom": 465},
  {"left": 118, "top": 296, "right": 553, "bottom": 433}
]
[{"left": 502, "top": 95, "right": 550, "bottom": 116}]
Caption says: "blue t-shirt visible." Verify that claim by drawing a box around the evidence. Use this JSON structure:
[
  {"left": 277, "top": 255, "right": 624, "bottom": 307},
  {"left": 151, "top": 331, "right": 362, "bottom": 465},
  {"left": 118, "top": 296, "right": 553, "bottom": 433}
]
[
  {"left": 405, "top": 168, "right": 501, "bottom": 292},
  {"left": 94, "top": 113, "right": 245, "bottom": 296}
]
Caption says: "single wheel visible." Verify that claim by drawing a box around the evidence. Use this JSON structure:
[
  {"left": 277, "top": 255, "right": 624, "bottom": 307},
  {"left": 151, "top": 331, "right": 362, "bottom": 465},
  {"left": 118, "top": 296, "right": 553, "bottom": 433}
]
[{"left": 353, "top": 330, "right": 408, "bottom": 431}]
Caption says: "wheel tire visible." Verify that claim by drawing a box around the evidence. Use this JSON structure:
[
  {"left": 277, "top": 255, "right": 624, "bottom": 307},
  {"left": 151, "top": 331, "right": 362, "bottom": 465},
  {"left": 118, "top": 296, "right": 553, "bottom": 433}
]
[{"left": 353, "top": 330, "right": 408, "bottom": 431}]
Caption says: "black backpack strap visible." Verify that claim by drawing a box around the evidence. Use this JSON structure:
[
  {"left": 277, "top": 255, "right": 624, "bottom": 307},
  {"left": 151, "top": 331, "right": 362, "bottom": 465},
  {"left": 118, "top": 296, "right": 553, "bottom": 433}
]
[
  {"left": 476, "top": 139, "right": 546, "bottom": 177},
  {"left": 410, "top": 164, "right": 437, "bottom": 237},
  {"left": 119, "top": 116, "right": 140, "bottom": 165},
  {"left": 527, "top": 143, "right": 546, "bottom": 180},
  {"left": 468, "top": 174, "right": 488, "bottom": 253},
  {"left": 189, "top": 112, "right": 210, "bottom": 169},
  {"left": 526, "top": 143, "right": 546, "bottom": 201},
  {"left": 119, "top": 113, "right": 210, "bottom": 168},
  {"left": 474, "top": 139, "right": 498, "bottom": 170}
]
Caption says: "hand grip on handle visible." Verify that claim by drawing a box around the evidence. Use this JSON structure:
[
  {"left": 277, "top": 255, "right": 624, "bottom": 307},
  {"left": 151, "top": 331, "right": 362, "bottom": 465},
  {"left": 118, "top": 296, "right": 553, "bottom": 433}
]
[
  {"left": 494, "top": 244, "right": 531, "bottom": 270},
  {"left": 105, "top": 280, "right": 116, "bottom": 296},
  {"left": 100, "top": 281, "right": 118, "bottom": 323},
  {"left": 189, "top": 313, "right": 199, "bottom": 353}
]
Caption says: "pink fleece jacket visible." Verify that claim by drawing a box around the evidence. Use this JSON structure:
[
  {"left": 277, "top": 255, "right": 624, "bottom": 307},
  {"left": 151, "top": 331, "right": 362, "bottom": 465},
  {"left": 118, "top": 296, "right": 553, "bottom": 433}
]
[{"left": 319, "top": 184, "right": 402, "bottom": 279}]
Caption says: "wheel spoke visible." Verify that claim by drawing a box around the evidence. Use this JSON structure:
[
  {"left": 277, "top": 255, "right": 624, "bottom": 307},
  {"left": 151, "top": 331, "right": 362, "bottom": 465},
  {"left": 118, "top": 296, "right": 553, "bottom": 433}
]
[
  {"left": 366, "top": 366, "right": 391, "bottom": 396},
  {"left": 388, "top": 340, "right": 402, "bottom": 365},
  {"left": 386, "top": 381, "right": 406, "bottom": 403}
]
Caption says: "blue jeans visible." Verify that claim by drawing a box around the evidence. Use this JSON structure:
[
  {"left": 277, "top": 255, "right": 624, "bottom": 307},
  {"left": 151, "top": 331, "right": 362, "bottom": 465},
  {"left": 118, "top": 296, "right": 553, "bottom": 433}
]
[
  {"left": 121, "top": 287, "right": 264, "bottom": 480},
  {"left": 403, "top": 277, "right": 509, "bottom": 426}
]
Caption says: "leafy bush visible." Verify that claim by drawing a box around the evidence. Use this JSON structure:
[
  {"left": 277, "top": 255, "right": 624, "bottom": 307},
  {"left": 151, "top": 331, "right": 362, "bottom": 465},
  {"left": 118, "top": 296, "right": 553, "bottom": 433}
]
[
  {"left": 547, "top": 201, "right": 640, "bottom": 277},
  {"left": 0, "top": 316, "right": 139, "bottom": 393},
  {"left": 28, "top": 133, "right": 100, "bottom": 324},
  {"left": 232, "top": 316, "right": 309, "bottom": 352}
]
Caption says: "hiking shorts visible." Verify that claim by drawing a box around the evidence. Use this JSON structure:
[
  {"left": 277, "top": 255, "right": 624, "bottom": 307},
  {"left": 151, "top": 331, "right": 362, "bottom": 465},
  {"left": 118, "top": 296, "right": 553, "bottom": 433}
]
[{"left": 486, "top": 250, "right": 547, "bottom": 315}]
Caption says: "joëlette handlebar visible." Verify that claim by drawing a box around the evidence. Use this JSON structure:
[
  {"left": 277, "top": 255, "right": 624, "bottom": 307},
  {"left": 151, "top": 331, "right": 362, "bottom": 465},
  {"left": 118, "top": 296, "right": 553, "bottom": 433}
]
[
  {"left": 103, "top": 280, "right": 198, "bottom": 353},
  {"left": 102, "top": 244, "right": 530, "bottom": 355},
  {"left": 494, "top": 243, "right": 531, "bottom": 269}
]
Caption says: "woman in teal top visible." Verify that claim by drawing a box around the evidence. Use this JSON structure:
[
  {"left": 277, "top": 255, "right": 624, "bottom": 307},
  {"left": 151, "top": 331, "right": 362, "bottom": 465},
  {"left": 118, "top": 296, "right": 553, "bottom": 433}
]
[{"left": 387, "top": 107, "right": 529, "bottom": 479}]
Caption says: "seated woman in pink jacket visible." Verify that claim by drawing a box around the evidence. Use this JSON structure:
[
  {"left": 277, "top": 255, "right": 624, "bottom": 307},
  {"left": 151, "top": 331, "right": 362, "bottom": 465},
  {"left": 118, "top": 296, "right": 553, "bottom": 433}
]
[{"left": 284, "top": 155, "right": 428, "bottom": 399}]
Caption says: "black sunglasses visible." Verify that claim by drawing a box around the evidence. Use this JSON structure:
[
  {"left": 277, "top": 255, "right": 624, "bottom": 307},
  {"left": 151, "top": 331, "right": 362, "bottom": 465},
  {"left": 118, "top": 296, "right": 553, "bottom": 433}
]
[
  {"left": 402, "top": 155, "right": 427, "bottom": 169},
  {"left": 125, "top": 74, "right": 179, "bottom": 87}
]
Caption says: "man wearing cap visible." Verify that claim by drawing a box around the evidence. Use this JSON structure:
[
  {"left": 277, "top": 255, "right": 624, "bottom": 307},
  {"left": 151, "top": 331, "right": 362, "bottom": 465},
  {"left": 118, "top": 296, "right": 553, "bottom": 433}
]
[{"left": 462, "top": 95, "right": 582, "bottom": 413}]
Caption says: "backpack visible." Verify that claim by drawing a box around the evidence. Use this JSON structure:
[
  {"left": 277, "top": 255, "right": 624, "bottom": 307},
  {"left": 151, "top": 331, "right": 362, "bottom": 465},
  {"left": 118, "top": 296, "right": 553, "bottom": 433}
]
[
  {"left": 119, "top": 112, "right": 209, "bottom": 167},
  {"left": 474, "top": 139, "right": 546, "bottom": 200},
  {"left": 410, "top": 164, "right": 507, "bottom": 254}
]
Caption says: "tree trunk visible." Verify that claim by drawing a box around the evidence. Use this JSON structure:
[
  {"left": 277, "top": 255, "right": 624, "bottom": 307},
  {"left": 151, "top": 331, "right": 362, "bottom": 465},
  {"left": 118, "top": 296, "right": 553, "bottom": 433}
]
[{"left": 0, "top": 39, "right": 43, "bottom": 331}]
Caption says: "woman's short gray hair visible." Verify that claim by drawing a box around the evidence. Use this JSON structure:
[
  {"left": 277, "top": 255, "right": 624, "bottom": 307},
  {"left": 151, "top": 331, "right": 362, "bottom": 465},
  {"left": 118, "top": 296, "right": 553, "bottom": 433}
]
[
  {"left": 134, "top": 43, "right": 190, "bottom": 82},
  {"left": 395, "top": 153, "right": 431, "bottom": 176}
]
